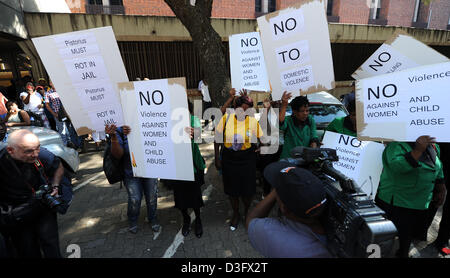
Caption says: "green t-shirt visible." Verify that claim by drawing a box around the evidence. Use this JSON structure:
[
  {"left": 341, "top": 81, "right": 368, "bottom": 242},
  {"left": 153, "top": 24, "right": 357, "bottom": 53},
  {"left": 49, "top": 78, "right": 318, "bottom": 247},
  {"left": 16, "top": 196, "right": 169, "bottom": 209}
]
[
  {"left": 326, "top": 116, "right": 356, "bottom": 137},
  {"left": 191, "top": 115, "right": 205, "bottom": 174},
  {"left": 279, "top": 115, "right": 318, "bottom": 160},
  {"left": 377, "top": 142, "right": 444, "bottom": 210}
]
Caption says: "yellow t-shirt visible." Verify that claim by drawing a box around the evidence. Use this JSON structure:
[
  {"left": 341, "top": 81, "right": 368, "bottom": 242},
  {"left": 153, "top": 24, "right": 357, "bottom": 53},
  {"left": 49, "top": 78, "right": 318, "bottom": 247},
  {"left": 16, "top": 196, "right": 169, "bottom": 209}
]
[{"left": 216, "top": 113, "right": 263, "bottom": 151}]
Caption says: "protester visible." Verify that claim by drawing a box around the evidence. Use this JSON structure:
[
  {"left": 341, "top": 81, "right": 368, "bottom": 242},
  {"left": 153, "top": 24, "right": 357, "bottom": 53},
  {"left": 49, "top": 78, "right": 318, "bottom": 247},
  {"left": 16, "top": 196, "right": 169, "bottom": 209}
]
[
  {"left": 19, "top": 82, "right": 50, "bottom": 128},
  {"left": 246, "top": 161, "right": 331, "bottom": 258},
  {"left": 104, "top": 124, "right": 160, "bottom": 234},
  {"left": 0, "top": 130, "right": 64, "bottom": 257},
  {"left": 167, "top": 102, "right": 206, "bottom": 238},
  {"left": 421, "top": 142, "right": 450, "bottom": 255},
  {"left": 215, "top": 94, "right": 263, "bottom": 231},
  {"left": 375, "top": 135, "right": 447, "bottom": 258},
  {"left": 45, "top": 82, "right": 69, "bottom": 146},
  {"left": 5, "top": 101, "right": 31, "bottom": 127},
  {"left": 37, "top": 85, "right": 56, "bottom": 131},
  {"left": 278, "top": 92, "right": 319, "bottom": 160},
  {"left": 326, "top": 92, "right": 356, "bottom": 137}
]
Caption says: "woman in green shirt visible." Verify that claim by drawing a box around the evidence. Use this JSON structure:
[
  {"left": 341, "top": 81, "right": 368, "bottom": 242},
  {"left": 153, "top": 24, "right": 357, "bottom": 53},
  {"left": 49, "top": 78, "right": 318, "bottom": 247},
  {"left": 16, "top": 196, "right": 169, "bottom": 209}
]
[
  {"left": 326, "top": 93, "right": 356, "bottom": 137},
  {"left": 375, "top": 135, "right": 447, "bottom": 257},
  {"left": 169, "top": 102, "right": 206, "bottom": 238},
  {"left": 279, "top": 92, "right": 320, "bottom": 160}
]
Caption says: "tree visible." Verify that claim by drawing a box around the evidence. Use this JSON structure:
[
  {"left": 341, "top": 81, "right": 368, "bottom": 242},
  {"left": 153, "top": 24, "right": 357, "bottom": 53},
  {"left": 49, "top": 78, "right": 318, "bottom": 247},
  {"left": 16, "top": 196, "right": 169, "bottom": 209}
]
[{"left": 164, "top": 0, "right": 230, "bottom": 107}]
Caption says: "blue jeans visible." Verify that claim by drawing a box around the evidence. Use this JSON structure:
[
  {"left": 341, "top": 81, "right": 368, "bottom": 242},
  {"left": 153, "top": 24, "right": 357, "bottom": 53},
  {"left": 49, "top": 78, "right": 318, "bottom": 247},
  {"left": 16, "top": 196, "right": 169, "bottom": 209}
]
[
  {"left": 55, "top": 119, "right": 69, "bottom": 146},
  {"left": 123, "top": 177, "right": 158, "bottom": 226}
]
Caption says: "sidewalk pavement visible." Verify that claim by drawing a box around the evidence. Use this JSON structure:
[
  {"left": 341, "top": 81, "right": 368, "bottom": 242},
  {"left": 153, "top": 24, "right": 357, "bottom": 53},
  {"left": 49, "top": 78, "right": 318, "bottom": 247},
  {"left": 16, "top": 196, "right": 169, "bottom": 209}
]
[{"left": 60, "top": 138, "right": 448, "bottom": 258}]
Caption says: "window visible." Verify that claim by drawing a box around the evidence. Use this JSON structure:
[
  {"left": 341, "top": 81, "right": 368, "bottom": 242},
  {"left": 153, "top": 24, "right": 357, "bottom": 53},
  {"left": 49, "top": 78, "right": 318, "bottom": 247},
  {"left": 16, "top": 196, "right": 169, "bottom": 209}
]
[
  {"left": 110, "top": 0, "right": 123, "bottom": 5},
  {"left": 88, "top": 0, "right": 103, "bottom": 5},
  {"left": 255, "top": 0, "right": 262, "bottom": 12},
  {"left": 369, "top": 0, "right": 382, "bottom": 20},
  {"left": 268, "top": 0, "right": 276, "bottom": 13},
  {"left": 327, "top": 0, "right": 334, "bottom": 16},
  {"left": 413, "top": 0, "right": 422, "bottom": 22}
]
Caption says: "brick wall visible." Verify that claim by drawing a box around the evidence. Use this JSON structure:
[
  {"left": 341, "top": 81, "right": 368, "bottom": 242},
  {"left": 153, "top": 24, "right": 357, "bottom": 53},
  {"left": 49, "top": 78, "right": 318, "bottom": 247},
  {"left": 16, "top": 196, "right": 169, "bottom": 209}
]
[
  {"left": 122, "top": 0, "right": 174, "bottom": 16},
  {"left": 383, "top": 0, "right": 416, "bottom": 27},
  {"left": 211, "top": 0, "right": 254, "bottom": 19},
  {"left": 66, "top": 0, "right": 86, "bottom": 13},
  {"left": 65, "top": 0, "right": 450, "bottom": 30},
  {"left": 428, "top": 0, "right": 450, "bottom": 30},
  {"left": 332, "top": 0, "right": 370, "bottom": 24}
]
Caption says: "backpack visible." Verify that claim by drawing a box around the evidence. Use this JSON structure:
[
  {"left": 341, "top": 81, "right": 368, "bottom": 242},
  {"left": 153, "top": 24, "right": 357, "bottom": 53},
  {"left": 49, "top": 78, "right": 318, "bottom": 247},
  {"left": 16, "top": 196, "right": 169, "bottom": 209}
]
[
  {"left": 19, "top": 110, "right": 44, "bottom": 127},
  {"left": 103, "top": 130, "right": 125, "bottom": 185}
]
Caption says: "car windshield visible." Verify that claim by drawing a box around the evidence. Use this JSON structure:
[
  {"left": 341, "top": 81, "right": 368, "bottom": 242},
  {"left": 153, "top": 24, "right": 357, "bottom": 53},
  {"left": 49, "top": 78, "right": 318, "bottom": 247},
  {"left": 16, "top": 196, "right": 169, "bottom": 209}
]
[{"left": 309, "top": 104, "right": 348, "bottom": 126}]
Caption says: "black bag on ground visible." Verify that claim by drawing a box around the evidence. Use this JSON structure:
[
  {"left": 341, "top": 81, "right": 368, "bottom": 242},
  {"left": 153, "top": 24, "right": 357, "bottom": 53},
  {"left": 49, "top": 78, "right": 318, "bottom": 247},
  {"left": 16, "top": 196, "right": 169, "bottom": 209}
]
[{"left": 103, "top": 130, "right": 125, "bottom": 184}]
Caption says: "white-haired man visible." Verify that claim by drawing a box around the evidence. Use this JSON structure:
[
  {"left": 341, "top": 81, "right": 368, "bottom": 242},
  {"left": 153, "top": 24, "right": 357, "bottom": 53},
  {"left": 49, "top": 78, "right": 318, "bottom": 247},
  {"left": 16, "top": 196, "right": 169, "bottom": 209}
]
[{"left": 0, "top": 130, "right": 64, "bottom": 257}]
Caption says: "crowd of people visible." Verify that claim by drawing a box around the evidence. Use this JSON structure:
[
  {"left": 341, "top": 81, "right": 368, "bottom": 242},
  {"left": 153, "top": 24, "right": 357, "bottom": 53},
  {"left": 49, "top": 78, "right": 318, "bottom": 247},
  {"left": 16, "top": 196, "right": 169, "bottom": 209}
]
[{"left": 0, "top": 76, "right": 449, "bottom": 259}]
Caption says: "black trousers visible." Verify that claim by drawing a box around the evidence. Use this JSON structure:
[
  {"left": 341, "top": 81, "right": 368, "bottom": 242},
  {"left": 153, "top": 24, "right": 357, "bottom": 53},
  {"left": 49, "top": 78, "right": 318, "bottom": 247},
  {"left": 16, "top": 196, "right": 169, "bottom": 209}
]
[
  {"left": 1, "top": 208, "right": 61, "bottom": 258},
  {"left": 375, "top": 196, "right": 428, "bottom": 258}
]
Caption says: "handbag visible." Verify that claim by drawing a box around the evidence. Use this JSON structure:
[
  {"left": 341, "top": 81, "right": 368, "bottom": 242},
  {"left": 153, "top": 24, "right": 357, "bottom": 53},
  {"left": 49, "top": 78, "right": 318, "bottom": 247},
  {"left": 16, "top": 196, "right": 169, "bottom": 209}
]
[{"left": 103, "top": 130, "right": 125, "bottom": 185}]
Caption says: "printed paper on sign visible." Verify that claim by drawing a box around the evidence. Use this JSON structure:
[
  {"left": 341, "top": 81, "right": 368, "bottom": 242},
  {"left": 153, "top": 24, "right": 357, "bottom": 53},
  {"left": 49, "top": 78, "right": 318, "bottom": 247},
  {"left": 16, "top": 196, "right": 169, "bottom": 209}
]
[
  {"left": 118, "top": 78, "right": 195, "bottom": 181},
  {"left": 275, "top": 40, "right": 310, "bottom": 69},
  {"left": 269, "top": 9, "right": 305, "bottom": 41},
  {"left": 321, "top": 131, "right": 385, "bottom": 199},
  {"left": 229, "top": 32, "right": 270, "bottom": 91},
  {"left": 356, "top": 61, "right": 450, "bottom": 142},
  {"left": 352, "top": 31, "right": 449, "bottom": 80},
  {"left": 280, "top": 65, "right": 314, "bottom": 91},
  {"left": 257, "top": 0, "right": 335, "bottom": 100},
  {"left": 31, "top": 26, "right": 128, "bottom": 135}
]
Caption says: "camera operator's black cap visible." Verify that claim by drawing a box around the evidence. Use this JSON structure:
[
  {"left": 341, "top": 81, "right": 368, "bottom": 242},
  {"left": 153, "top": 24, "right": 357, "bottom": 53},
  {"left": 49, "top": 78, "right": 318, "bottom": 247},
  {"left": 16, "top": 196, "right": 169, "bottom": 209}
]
[{"left": 264, "top": 161, "right": 327, "bottom": 219}]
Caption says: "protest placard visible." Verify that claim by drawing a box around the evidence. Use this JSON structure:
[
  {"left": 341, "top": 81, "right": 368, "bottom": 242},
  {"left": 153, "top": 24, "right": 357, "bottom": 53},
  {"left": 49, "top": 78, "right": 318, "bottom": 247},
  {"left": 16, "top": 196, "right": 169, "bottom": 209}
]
[
  {"left": 356, "top": 61, "right": 450, "bottom": 142},
  {"left": 118, "top": 78, "right": 194, "bottom": 181},
  {"left": 352, "top": 31, "right": 449, "bottom": 80},
  {"left": 321, "top": 131, "right": 385, "bottom": 199},
  {"left": 32, "top": 26, "right": 128, "bottom": 135},
  {"left": 257, "top": 0, "right": 335, "bottom": 100},
  {"left": 229, "top": 32, "right": 270, "bottom": 92}
]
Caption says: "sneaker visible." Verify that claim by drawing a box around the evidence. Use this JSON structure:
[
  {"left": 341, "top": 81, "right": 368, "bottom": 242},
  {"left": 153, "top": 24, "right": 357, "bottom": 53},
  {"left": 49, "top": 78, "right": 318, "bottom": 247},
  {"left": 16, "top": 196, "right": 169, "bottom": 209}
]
[
  {"left": 150, "top": 220, "right": 161, "bottom": 233},
  {"left": 128, "top": 225, "right": 138, "bottom": 234}
]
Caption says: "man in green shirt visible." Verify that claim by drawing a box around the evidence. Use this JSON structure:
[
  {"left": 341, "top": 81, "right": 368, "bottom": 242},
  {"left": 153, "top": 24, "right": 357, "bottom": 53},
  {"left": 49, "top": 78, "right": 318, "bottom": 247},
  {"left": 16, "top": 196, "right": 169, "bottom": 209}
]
[
  {"left": 279, "top": 92, "right": 319, "bottom": 160},
  {"left": 375, "top": 135, "right": 447, "bottom": 257}
]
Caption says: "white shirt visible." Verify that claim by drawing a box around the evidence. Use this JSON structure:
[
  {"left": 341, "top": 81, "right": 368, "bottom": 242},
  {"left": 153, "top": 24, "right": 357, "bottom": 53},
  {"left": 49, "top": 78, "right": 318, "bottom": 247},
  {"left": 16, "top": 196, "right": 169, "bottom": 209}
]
[
  {"left": 20, "top": 91, "right": 43, "bottom": 113},
  {"left": 198, "top": 80, "right": 211, "bottom": 102}
]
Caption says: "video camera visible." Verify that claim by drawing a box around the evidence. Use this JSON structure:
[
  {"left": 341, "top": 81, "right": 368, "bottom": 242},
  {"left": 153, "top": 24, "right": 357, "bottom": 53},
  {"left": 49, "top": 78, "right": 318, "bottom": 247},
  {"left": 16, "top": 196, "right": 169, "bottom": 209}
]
[{"left": 286, "top": 147, "right": 397, "bottom": 258}]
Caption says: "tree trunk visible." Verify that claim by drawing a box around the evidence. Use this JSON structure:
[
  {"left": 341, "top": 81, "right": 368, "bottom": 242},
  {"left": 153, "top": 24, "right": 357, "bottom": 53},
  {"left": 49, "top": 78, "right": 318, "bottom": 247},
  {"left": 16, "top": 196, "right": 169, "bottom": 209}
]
[{"left": 164, "top": 0, "right": 230, "bottom": 107}]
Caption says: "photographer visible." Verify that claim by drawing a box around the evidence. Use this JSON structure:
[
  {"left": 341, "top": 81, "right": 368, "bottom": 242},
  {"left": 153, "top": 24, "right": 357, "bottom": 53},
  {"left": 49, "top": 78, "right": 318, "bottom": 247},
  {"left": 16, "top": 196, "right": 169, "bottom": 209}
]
[
  {"left": 0, "top": 130, "right": 64, "bottom": 257},
  {"left": 245, "top": 161, "right": 331, "bottom": 258}
]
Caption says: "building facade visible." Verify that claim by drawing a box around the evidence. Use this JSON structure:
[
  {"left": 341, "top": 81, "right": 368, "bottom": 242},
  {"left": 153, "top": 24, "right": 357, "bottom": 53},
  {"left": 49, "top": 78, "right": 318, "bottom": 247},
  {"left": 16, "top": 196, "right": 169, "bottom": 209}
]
[{"left": 67, "top": 0, "right": 450, "bottom": 30}]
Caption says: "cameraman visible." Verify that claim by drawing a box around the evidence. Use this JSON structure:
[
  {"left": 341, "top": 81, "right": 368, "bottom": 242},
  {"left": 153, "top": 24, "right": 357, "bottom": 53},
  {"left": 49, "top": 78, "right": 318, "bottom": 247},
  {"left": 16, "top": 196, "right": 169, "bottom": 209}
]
[
  {"left": 0, "top": 130, "right": 64, "bottom": 257},
  {"left": 245, "top": 161, "right": 331, "bottom": 258}
]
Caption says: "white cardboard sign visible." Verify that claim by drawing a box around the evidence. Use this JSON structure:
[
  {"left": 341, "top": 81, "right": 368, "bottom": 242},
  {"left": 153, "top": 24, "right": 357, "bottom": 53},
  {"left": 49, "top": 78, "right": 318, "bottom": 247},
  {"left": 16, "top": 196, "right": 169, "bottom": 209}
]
[
  {"left": 32, "top": 26, "right": 128, "bottom": 135},
  {"left": 229, "top": 32, "right": 270, "bottom": 92},
  {"left": 257, "top": 0, "right": 335, "bottom": 100},
  {"left": 118, "top": 78, "right": 194, "bottom": 181},
  {"left": 321, "top": 131, "right": 385, "bottom": 199},
  {"left": 356, "top": 61, "right": 450, "bottom": 142},
  {"left": 352, "top": 31, "right": 449, "bottom": 80}
]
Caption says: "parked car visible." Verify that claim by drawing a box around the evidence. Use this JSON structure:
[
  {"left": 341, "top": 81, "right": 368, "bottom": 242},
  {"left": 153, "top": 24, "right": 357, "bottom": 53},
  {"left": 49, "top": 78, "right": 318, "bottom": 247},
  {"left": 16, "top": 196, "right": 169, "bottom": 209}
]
[{"left": 0, "top": 126, "right": 79, "bottom": 174}]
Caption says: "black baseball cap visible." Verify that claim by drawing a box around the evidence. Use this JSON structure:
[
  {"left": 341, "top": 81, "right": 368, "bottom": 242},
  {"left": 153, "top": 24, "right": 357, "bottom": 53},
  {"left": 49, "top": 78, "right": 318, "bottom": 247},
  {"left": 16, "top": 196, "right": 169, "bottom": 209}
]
[{"left": 264, "top": 161, "right": 327, "bottom": 218}]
